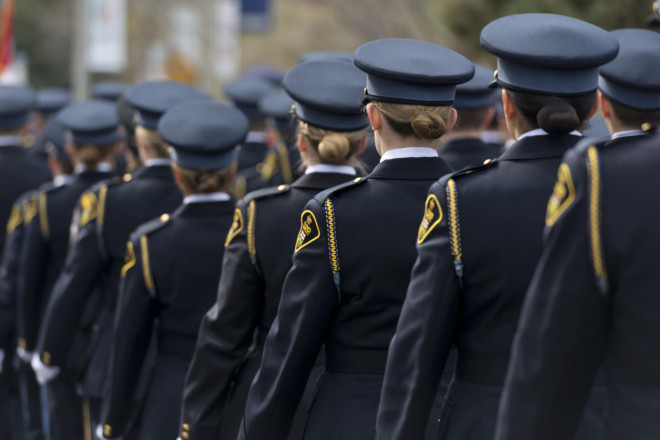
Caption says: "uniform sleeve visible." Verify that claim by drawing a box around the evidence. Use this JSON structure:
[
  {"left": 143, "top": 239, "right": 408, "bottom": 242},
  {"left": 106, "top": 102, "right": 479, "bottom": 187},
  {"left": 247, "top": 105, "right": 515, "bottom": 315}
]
[
  {"left": 0, "top": 204, "right": 24, "bottom": 353},
  {"left": 101, "top": 236, "right": 156, "bottom": 439},
  {"left": 238, "top": 198, "right": 338, "bottom": 440},
  {"left": 17, "top": 202, "right": 50, "bottom": 352},
  {"left": 376, "top": 181, "right": 461, "bottom": 440},
  {"left": 181, "top": 200, "right": 265, "bottom": 439},
  {"left": 494, "top": 150, "right": 608, "bottom": 440},
  {"left": 36, "top": 194, "right": 104, "bottom": 368}
]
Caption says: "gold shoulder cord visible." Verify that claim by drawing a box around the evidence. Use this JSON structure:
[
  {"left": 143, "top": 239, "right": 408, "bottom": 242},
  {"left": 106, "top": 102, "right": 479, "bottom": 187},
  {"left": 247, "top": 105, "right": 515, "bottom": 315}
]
[
  {"left": 38, "top": 193, "right": 50, "bottom": 238},
  {"left": 586, "top": 146, "right": 609, "bottom": 300},
  {"left": 247, "top": 200, "right": 260, "bottom": 272},
  {"left": 97, "top": 185, "right": 109, "bottom": 262},
  {"left": 140, "top": 235, "right": 157, "bottom": 297},
  {"left": 446, "top": 179, "right": 464, "bottom": 289},
  {"left": 324, "top": 198, "right": 341, "bottom": 299},
  {"left": 277, "top": 142, "right": 293, "bottom": 183}
]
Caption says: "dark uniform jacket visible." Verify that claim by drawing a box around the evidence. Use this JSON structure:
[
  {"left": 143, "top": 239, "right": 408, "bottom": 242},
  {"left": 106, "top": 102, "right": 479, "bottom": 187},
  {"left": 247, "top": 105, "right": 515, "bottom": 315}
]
[
  {"left": 495, "top": 132, "right": 660, "bottom": 440},
  {"left": 0, "top": 143, "right": 51, "bottom": 253},
  {"left": 101, "top": 198, "right": 235, "bottom": 440},
  {"left": 239, "top": 156, "right": 452, "bottom": 440},
  {"left": 376, "top": 134, "right": 596, "bottom": 440},
  {"left": 181, "top": 171, "right": 357, "bottom": 440},
  {"left": 36, "top": 164, "right": 181, "bottom": 397},
  {"left": 17, "top": 171, "right": 113, "bottom": 355},
  {"left": 437, "top": 137, "right": 501, "bottom": 171}
]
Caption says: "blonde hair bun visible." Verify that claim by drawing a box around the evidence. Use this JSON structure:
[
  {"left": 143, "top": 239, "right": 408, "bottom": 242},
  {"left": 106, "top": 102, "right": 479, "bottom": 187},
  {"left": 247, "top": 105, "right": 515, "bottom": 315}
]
[
  {"left": 411, "top": 111, "right": 447, "bottom": 139},
  {"left": 318, "top": 133, "right": 351, "bottom": 163}
]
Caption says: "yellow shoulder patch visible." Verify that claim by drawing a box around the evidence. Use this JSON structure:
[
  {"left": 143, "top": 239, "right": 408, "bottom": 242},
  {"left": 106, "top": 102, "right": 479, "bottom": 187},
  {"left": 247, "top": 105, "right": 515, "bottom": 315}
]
[
  {"left": 417, "top": 194, "right": 443, "bottom": 244},
  {"left": 546, "top": 163, "right": 576, "bottom": 227},
  {"left": 6, "top": 203, "right": 22, "bottom": 234},
  {"left": 224, "top": 208, "right": 244, "bottom": 247},
  {"left": 120, "top": 241, "right": 136, "bottom": 278},
  {"left": 79, "top": 192, "right": 98, "bottom": 227},
  {"left": 295, "top": 210, "right": 320, "bottom": 252}
]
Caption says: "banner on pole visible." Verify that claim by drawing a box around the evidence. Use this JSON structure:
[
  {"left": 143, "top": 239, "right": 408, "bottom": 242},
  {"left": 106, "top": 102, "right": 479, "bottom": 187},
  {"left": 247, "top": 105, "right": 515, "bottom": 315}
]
[{"left": 86, "top": 0, "right": 126, "bottom": 73}]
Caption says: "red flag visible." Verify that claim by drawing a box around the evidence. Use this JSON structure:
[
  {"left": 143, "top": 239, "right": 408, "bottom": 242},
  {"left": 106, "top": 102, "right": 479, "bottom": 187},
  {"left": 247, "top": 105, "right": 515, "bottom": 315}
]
[{"left": 0, "top": 0, "right": 14, "bottom": 76}]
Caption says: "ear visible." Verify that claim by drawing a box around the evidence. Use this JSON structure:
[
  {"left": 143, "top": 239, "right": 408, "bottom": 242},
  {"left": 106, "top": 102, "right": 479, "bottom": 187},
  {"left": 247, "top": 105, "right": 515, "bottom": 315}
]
[
  {"left": 366, "top": 103, "right": 381, "bottom": 131},
  {"left": 501, "top": 89, "right": 516, "bottom": 121},
  {"left": 297, "top": 134, "right": 308, "bottom": 153},
  {"left": 446, "top": 108, "right": 458, "bottom": 133},
  {"left": 598, "top": 91, "right": 611, "bottom": 119},
  {"left": 171, "top": 163, "right": 184, "bottom": 185}
]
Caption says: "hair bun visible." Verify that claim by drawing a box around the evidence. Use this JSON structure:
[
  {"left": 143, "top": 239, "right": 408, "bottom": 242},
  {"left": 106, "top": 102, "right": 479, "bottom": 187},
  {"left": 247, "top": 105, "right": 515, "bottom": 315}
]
[
  {"left": 411, "top": 110, "right": 447, "bottom": 139},
  {"left": 318, "top": 133, "right": 351, "bottom": 163},
  {"left": 537, "top": 100, "right": 579, "bottom": 135}
]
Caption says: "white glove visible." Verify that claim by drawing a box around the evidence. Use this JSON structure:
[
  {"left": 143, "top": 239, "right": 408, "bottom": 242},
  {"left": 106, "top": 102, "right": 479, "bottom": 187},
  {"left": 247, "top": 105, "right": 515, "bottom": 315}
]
[
  {"left": 30, "top": 353, "right": 60, "bottom": 385},
  {"left": 16, "top": 346, "right": 32, "bottom": 363}
]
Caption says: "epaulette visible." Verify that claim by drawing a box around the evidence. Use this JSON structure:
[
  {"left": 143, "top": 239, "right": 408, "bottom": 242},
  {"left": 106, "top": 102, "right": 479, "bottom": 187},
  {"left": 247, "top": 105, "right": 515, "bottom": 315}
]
[
  {"left": 132, "top": 213, "right": 173, "bottom": 298},
  {"left": 244, "top": 183, "right": 291, "bottom": 203},
  {"left": 313, "top": 176, "right": 365, "bottom": 204}
]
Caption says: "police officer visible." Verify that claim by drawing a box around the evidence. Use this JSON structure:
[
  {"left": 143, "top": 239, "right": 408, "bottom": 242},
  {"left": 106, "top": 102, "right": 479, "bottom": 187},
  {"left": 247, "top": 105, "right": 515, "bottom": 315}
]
[
  {"left": 437, "top": 64, "right": 501, "bottom": 170},
  {"left": 495, "top": 28, "right": 660, "bottom": 440},
  {"left": 181, "top": 58, "right": 369, "bottom": 440},
  {"left": 238, "top": 38, "right": 471, "bottom": 440},
  {"left": 21, "top": 102, "right": 117, "bottom": 440},
  {"left": 376, "top": 14, "right": 618, "bottom": 440},
  {"left": 33, "top": 80, "right": 206, "bottom": 432},
  {"left": 31, "top": 88, "right": 71, "bottom": 163},
  {"left": 100, "top": 100, "right": 247, "bottom": 440},
  {"left": 258, "top": 88, "right": 300, "bottom": 183},
  {"left": 224, "top": 76, "right": 280, "bottom": 197}
]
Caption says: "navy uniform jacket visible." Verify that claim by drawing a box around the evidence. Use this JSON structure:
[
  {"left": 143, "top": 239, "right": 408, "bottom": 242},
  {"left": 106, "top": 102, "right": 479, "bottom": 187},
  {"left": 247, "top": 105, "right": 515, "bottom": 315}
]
[
  {"left": 101, "top": 199, "right": 235, "bottom": 439},
  {"left": 181, "top": 171, "right": 356, "bottom": 440},
  {"left": 376, "top": 135, "right": 582, "bottom": 440},
  {"left": 437, "top": 138, "right": 501, "bottom": 171},
  {"left": 17, "top": 171, "right": 113, "bottom": 355},
  {"left": 233, "top": 137, "right": 295, "bottom": 199},
  {"left": 239, "top": 156, "right": 452, "bottom": 440},
  {"left": 495, "top": 132, "right": 660, "bottom": 440},
  {"left": 36, "top": 165, "right": 182, "bottom": 396},
  {"left": 0, "top": 190, "right": 41, "bottom": 387},
  {"left": 0, "top": 143, "right": 51, "bottom": 253}
]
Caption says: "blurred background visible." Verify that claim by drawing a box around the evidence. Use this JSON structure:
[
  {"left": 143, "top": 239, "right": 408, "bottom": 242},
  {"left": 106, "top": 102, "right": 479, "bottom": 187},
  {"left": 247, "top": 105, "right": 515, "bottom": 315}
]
[{"left": 3, "top": 0, "right": 653, "bottom": 97}]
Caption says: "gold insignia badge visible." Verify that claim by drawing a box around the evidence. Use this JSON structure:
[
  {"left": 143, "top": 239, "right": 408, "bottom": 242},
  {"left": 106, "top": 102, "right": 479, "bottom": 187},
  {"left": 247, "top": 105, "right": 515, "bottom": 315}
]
[
  {"left": 418, "top": 194, "right": 443, "bottom": 244},
  {"left": 120, "top": 241, "right": 136, "bottom": 278},
  {"left": 79, "top": 192, "right": 98, "bottom": 227},
  {"left": 546, "top": 163, "right": 576, "bottom": 227},
  {"left": 6, "top": 203, "right": 21, "bottom": 234},
  {"left": 225, "top": 208, "right": 244, "bottom": 247},
  {"left": 295, "top": 210, "right": 320, "bottom": 252}
]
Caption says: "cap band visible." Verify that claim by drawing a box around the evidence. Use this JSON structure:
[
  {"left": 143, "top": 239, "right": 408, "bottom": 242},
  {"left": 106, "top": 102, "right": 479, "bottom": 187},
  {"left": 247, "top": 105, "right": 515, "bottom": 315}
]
[
  {"left": 599, "top": 77, "right": 660, "bottom": 110},
  {"left": 0, "top": 113, "right": 29, "bottom": 129},
  {"left": 496, "top": 59, "right": 599, "bottom": 96},
  {"left": 170, "top": 147, "right": 238, "bottom": 170},
  {"left": 70, "top": 129, "right": 120, "bottom": 146},
  {"left": 366, "top": 75, "right": 457, "bottom": 105},
  {"left": 295, "top": 103, "right": 368, "bottom": 132}
]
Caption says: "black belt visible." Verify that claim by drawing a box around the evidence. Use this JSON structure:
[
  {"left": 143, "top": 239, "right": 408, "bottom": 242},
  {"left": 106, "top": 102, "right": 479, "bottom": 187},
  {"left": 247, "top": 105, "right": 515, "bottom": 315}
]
[
  {"left": 456, "top": 355, "right": 509, "bottom": 386},
  {"left": 325, "top": 345, "right": 388, "bottom": 375},
  {"left": 158, "top": 333, "right": 197, "bottom": 359}
]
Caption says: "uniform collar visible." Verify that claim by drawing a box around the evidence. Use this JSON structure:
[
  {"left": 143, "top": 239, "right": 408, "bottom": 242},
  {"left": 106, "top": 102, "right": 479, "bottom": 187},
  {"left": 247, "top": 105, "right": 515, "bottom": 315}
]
[
  {"left": 499, "top": 133, "right": 581, "bottom": 161},
  {"left": 144, "top": 158, "right": 172, "bottom": 167},
  {"left": 518, "top": 128, "right": 582, "bottom": 140},
  {"left": 183, "top": 192, "right": 231, "bottom": 204},
  {"left": 369, "top": 156, "right": 452, "bottom": 180},
  {"left": 246, "top": 131, "right": 268, "bottom": 144},
  {"left": 380, "top": 147, "right": 438, "bottom": 162},
  {"left": 304, "top": 164, "right": 356, "bottom": 175},
  {"left": 611, "top": 129, "right": 646, "bottom": 139},
  {"left": 292, "top": 172, "right": 357, "bottom": 190},
  {"left": 74, "top": 162, "right": 113, "bottom": 174},
  {"left": 53, "top": 175, "right": 72, "bottom": 187}
]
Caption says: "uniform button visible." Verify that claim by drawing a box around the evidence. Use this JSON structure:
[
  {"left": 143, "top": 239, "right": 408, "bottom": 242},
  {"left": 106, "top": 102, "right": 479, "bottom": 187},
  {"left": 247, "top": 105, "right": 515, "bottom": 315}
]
[
  {"left": 160, "top": 214, "right": 170, "bottom": 223},
  {"left": 642, "top": 122, "right": 652, "bottom": 132},
  {"left": 483, "top": 159, "right": 492, "bottom": 165},
  {"left": 42, "top": 352, "right": 51, "bottom": 365},
  {"left": 182, "top": 423, "right": 190, "bottom": 431},
  {"left": 277, "top": 185, "right": 286, "bottom": 191},
  {"left": 103, "top": 424, "right": 112, "bottom": 437},
  {"left": 493, "top": 69, "right": 498, "bottom": 78},
  {"left": 182, "top": 432, "right": 190, "bottom": 439},
  {"left": 123, "top": 173, "right": 132, "bottom": 182},
  {"left": 92, "top": 324, "right": 100, "bottom": 333},
  {"left": 354, "top": 177, "right": 361, "bottom": 183},
  {"left": 17, "top": 338, "right": 26, "bottom": 349}
]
